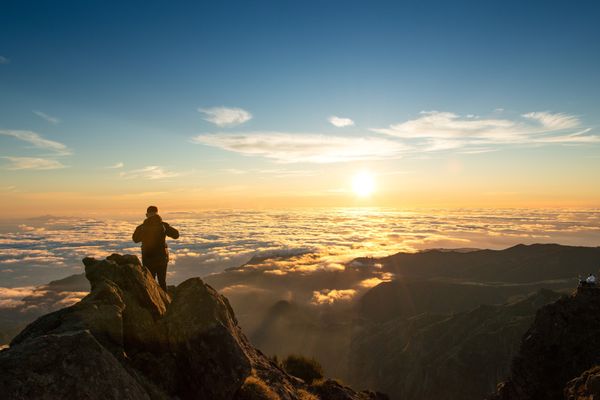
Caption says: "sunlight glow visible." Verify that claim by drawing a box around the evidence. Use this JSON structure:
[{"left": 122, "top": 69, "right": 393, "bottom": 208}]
[{"left": 352, "top": 171, "right": 376, "bottom": 197}]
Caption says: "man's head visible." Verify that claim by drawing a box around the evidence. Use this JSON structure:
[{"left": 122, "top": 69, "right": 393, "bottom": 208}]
[{"left": 146, "top": 205, "right": 158, "bottom": 217}]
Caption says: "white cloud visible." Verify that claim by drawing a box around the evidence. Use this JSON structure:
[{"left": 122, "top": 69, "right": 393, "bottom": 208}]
[
  {"left": 2, "top": 157, "right": 67, "bottom": 170},
  {"left": 311, "top": 288, "right": 356, "bottom": 305},
  {"left": 106, "top": 162, "right": 124, "bottom": 169},
  {"left": 0, "top": 130, "right": 70, "bottom": 155},
  {"left": 328, "top": 115, "right": 355, "bottom": 127},
  {"left": 33, "top": 110, "right": 60, "bottom": 124},
  {"left": 119, "top": 165, "right": 180, "bottom": 180},
  {"left": 0, "top": 56, "right": 9, "bottom": 64},
  {"left": 192, "top": 132, "right": 409, "bottom": 163},
  {"left": 372, "top": 111, "right": 516, "bottom": 139},
  {"left": 370, "top": 111, "right": 598, "bottom": 151},
  {"left": 529, "top": 129, "right": 598, "bottom": 144},
  {"left": 198, "top": 106, "right": 252, "bottom": 127},
  {"left": 522, "top": 111, "right": 579, "bottom": 130}
]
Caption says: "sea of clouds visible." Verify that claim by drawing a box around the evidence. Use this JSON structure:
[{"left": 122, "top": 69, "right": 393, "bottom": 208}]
[{"left": 0, "top": 208, "right": 599, "bottom": 307}]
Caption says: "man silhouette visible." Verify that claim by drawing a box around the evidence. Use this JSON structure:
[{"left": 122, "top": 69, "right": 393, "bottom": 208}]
[{"left": 132, "top": 205, "right": 179, "bottom": 291}]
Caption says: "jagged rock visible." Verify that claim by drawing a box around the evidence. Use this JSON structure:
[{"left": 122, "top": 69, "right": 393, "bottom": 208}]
[
  {"left": 163, "top": 278, "right": 252, "bottom": 399},
  {"left": 309, "top": 379, "right": 389, "bottom": 400},
  {"left": 0, "top": 330, "right": 151, "bottom": 400},
  {"left": 0, "top": 254, "right": 383, "bottom": 400},
  {"left": 564, "top": 365, "right": 600, "bottom": 399},
  {"left": 489, "top": 287, "right": 600, "bottom": 400}
]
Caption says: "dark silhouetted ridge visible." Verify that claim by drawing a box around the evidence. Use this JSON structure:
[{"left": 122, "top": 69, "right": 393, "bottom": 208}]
[{"left": 489, "top": 286, "right": 600, "bottom": 400}]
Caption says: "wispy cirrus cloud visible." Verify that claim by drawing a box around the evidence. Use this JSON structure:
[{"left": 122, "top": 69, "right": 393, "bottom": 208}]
[
  {"left": 222, "top": 167, "right": 316, "bottom": 178},
  {"left": 0, "top": 56, "right": 9, "bottom": 64},
  {"left": 0, "top": 130, "right": 70, "bottom": 155},
  {"left": 105, "top": 162, "right": 124, "bottom": 169},
  {"left": 193, "top": 111, "right": 596, "bottom": 164},
  {"left": 328, "top": 115, "right": 355, "bottom": 127},
  {"left": 119, "top": 165, "right": 180, "bottom": 180},
  {"left": 33, "top": 110, "right": 60, "bottom": 124},
  {"left": 522, "top": 111, "right": 579, "bottom": 130},
  {"left": 192, "top": 132, "right": 409, "bottom": 163},
  {"left": 198, "top": 106, "right": 252, "bottom": 127},
  {"left": 370, "top": 110, "right": 598, "bottom": 151},
  {"left": 2, "top": 157, "right": 67, "bottom": 170}
]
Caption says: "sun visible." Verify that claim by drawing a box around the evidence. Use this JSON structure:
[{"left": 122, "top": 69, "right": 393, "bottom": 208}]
[{"left": 352, "top": 171, "right": 376, "bottom": 197}]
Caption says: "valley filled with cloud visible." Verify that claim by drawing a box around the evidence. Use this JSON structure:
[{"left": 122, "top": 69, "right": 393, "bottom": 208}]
[{"left": 1, "top": 208, "right": 598, "bottom": 307}]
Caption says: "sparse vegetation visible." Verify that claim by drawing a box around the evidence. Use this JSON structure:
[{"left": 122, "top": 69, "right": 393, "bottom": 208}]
[
  {"left": 297, "top": 389, "right": 318, "bottom": 400},
  {"left": 236, "top": 375, "right": 280, "bottom": 400},
  {"left": 281, "top": 354, "right": 324, "bottom": 384}
]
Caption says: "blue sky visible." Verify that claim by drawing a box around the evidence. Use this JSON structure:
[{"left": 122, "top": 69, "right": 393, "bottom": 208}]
[{"left": 1, "top": 0, "right": 599, "bottom": 214}]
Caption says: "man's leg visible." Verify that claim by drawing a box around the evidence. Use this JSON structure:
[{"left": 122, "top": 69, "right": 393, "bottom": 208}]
[{"left": 156, "top": 262, "right": 168, "bottom": 291}]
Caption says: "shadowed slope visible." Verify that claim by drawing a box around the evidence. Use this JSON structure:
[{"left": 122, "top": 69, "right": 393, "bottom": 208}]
[
  {"left": 350, "top": 289, "right": 562, "bottom": 400},
  {"left": 489, "top": 287, "right": 600, "bottom": 400}
]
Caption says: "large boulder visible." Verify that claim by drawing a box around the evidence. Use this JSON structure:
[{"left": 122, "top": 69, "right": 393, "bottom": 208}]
[
  {"left": 0, "top": 254, "right": 384, "bottom": 400},
  {"left": 0, "top": 330, "right": 151, "bottom": 400},
  {"left": 162, "top": 278, "right": 253, "bottom": 399}
]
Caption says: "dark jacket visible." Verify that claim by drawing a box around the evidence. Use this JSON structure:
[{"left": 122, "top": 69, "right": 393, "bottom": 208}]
[{"left": 132, "top": 215, "right": 179, "bottom": 265}]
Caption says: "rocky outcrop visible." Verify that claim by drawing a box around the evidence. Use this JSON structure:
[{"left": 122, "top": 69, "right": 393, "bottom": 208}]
[
  {"left": 0, "top": 254, "right": 387, "bottom": 400},
  {"left": 311, "top": 380, "right": 386, "bottom": 400},
  {"left": 489, "top": 287, "right": 600, "bottom": 400},
  {"left": 564, "top": 365, "right": 600, "bottom": 399}
]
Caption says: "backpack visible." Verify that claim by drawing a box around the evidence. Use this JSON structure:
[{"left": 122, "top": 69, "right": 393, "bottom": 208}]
[{"left": 142, "top": 221, "right": 167, "bottom": 256}]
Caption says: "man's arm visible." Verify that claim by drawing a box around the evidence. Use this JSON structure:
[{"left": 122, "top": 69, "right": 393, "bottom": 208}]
[
  {"left": 132, "top": 225, "right": 144, "bottom": 243},
  {"left": 164, "top": 223, "right": 179, "bottom": 239}
]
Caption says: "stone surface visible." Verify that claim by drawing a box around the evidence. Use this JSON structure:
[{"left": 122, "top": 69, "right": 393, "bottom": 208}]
[
  {"left": 0, "top": 254, "right": 383, "bottom": 400},
  {"left": 0, "top": 330, "right": 151, "bottom": 400}
]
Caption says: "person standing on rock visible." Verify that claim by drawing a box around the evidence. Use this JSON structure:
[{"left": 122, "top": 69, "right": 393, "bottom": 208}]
[{"left": 132, "top": 205, "right": 179, "bottom": 291}]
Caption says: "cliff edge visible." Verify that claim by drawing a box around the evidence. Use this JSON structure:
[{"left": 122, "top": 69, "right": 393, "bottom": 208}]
[{"left": 489, "top": 286, "right": 600, "bottom": 400}]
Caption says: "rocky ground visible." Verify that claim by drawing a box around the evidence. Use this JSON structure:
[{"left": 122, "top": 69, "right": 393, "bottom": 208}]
[{"left": 0, "top": 254, "right": 387, "bottom": 400}]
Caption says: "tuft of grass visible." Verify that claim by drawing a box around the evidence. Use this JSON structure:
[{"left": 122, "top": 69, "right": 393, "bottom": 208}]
[
  {"left": 297, "top": 389, "right": 318, "bottom": 400},
  {"left": 236, "top": 375, "right": 280, "bottom": 400},
  {"left": 281, "top": 354, "right": 324, "bottom": 384}
]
